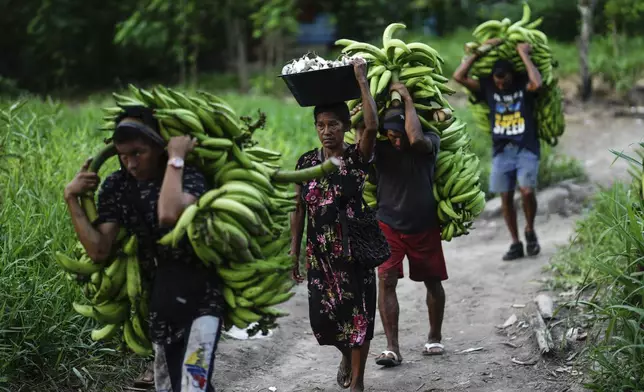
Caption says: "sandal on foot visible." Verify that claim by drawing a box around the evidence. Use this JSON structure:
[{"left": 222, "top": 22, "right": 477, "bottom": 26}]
[
  {"left": 375, "top": 350, "right": 402, "bottom": 367},
  {"left": 422, "top": 342, "right": 445, "bottom": 356},
  {"left": 336, "top": 362, "right": 352, "bottom": 389}
]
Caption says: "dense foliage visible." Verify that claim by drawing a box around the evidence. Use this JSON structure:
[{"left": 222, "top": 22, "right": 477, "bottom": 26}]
[
  {"left": 3, "top": 0, "right": 643, "bottom": 94},
  {"left": 549, "top": 146, "right": 644, "bottom": 391}
]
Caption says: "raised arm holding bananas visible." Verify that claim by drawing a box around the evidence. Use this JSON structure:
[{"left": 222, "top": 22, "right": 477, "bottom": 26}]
[
  {"left": 453, "top": 38, "right": 542, "bottom": 261},
  {"left": 370, "top": 82, "right": 449, "bottom": 366}
]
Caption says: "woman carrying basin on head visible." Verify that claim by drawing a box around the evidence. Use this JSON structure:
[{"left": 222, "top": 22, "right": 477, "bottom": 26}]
[{"left": 289, "top": 57, "right": 380, "bottom": 392}]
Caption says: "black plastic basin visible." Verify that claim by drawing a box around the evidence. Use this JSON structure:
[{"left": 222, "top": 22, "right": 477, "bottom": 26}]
[{"left": 279, "top": 64, "right": 366, "bottom": 107}]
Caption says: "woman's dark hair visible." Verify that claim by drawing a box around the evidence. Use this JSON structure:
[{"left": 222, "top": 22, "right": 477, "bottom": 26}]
[
  {"left": 313, "top": 102, "right": 351, "bottom": 128},
  {"left": 113, "top": 106, "right": 162, "bottom": 145}
]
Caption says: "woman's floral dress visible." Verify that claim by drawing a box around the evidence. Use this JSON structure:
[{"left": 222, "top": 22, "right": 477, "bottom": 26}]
[{"left": 295, "top": 144, "right": 377, "bottom": 348}]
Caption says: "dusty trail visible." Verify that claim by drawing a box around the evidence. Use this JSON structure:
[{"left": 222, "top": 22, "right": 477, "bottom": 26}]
[{"left": 213, "top": 105, "right": 642, "bottom": 392}]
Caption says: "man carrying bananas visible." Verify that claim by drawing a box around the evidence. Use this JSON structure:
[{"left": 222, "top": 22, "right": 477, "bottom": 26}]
[
  {"left": 64, "top": 106, "right": 224, "bottom": 391},
  {"left": 453, "top": 39, "right": 542, "bottom": 261},
  {"left": 370, "top": 83, "right": 449, "bottom": 366}
]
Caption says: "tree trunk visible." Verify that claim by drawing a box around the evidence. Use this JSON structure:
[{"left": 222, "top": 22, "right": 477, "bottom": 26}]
[
  {"left": 178, "top": 0, "right": 188, "bottom": 86},
  {"left": 276, "top": 33, "right": 285, "bottom": 67},
  {"left": 223, "top": 4, "right": 235, "bottom": 65},
  {"left": 189, "top": 36, "right": 200, "bottom": 88},
  {"left": 578, "top": 0, "right": 597, "bottom": 101},
  {"left": 233, "top": 18, "right": 250, "bottom": 93},
  {"left": 267, "top": 32, "right": 276, "bottom": 70},
  {"left": 611, "top": 19, "right": 619, "bottom": 57}
]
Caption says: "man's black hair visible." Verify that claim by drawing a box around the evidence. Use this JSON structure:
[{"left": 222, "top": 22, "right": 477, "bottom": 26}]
[
  {"left": 313, "top": 102, "right": 351, "bottom": 128},
  {"left": 492, "top": 59, "right": 515, "bottom": 78}
]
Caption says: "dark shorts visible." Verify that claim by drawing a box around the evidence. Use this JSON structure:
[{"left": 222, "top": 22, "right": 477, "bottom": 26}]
[
  {"left": 377, "top": 221, "right": 448, "bottom": 282},
  {"left": 490, "top": 144, "right": 540, "bottom": 193}
]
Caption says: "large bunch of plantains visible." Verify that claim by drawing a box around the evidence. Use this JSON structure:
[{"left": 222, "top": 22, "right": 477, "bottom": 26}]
[
  {"left": 55, "top": 85, "right": 340, "bottom": 356},
  {"left": 337, "top": 23, "right": 486, "bottom": 242},
  {"left": 464, "top": 2, "right": 565, "bottom": 147}
]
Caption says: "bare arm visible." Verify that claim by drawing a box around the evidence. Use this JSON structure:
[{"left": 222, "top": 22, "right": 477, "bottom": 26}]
[
  {"left": 352, "top": 58, "right": 378, "bottom": 160},
  {"left": 452, "top": 54, "right": 481, "bottom": 92},
  {"left": 390, "top": 83, "right": 434, "bottom": 154},
  {"left": 158, "top": 136, "right": 199, "bottom": 226},
  {"left": 517, "top": 43, "right": 542, "bottom": 92},
  {"left": 453, "top": 38, "right": 502, "bottom": 92},
  {"left": 64, "top": 158, "right": 119, "bottom": 263},
  {"left": 65, "top": 196, "right": 119, "bottom": 262},
  {"left": 290, "top": 184, "right": 306, "bottom": 282}
]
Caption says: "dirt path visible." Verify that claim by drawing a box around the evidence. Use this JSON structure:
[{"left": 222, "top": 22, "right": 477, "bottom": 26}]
[{"left": 213, "top": 104, "right": 642, "bottom": 392}]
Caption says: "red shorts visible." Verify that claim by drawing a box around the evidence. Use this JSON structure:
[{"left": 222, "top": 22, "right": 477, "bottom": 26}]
[{"left": 378, "top": 221, "right": 448, "bottom": 282}]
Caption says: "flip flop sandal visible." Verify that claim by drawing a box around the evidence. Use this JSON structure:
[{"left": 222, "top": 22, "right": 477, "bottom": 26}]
[
  {"left": 336, "top": 362, "right": 352, "bottom": 389},
  {"left": 422, "top": 342, "right": 445, "bottom": 356},
  {"left": 375, "top": 350, "right": 402, "bottom": 367}
]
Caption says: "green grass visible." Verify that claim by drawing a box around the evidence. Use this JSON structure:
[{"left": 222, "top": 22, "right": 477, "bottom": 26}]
[
  {"left": 548, "top": 148, "right": 643, "bottom": 391},
  {"left": 0, "top": 99, "right": 145, "bottom": 391},
  {"left": 0, "top": 87, "right": 585, "bottom": 390}
]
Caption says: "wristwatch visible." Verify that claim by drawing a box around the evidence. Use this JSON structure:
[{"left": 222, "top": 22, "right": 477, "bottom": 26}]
[{"left": 167, "top": 157, "right": 185, "bottom": 169}]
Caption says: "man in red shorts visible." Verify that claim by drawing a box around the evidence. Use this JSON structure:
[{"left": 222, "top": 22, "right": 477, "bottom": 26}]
[{"left": 372, "top": 83, "right": 448, "bottom": 367}]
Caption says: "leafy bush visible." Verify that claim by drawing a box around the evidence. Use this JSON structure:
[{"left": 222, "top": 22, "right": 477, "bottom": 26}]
[{"left": 549, "top": 144, "right": 644, "bottom": 392}]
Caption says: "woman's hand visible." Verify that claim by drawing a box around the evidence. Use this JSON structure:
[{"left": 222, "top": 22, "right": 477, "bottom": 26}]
[
  {"left": 290, "top": 250, "right": 305, "bottom": 283},
  {"left": 516, "top": 42, "right": 532, "bottom": 55},
  {"left": 167, "top": 135, "right": 197, "bottom": 159},
  {"left": 64, "top": 158, "right": 100, "bottom": 200},
  {"left": 352, "top": 56, "right": 368, "bottom": 84}
]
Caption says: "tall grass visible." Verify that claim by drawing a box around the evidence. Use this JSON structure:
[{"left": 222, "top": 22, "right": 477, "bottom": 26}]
[
  {"left": 0, "top": 89, "right": 584, "bottom": 389},
  {"left": 0, "top": 98, "right": 146, "bottom": 391},
  {"left": 549, "top": 144, "right": 643, "bottom": 391}
]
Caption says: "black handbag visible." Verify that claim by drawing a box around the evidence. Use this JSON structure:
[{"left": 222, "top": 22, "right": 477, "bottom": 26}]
[
  {"left": 317, "top": 148, "right": 391, "bottom": 270},
  {"left": 339, "top": 197, "right": 391, "bottom": 270}
]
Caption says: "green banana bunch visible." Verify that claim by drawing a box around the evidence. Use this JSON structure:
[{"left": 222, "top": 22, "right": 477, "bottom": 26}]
[
  {"left": 60, "top": 85, "right": 344, "bottom": 352},
  {"left": 463, "top": 2, "right": 565, "bottom": 146},
  {"left": 337, "top": 23, "right": 485, "bottom": 241},
  {"left": 61, "top": 234, "right": 153, "bottom": 356}
]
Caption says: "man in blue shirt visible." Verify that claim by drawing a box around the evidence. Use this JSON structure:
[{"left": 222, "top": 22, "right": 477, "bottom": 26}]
[{"left": 453, "top": 40, "right": 543, "bottom": 261}]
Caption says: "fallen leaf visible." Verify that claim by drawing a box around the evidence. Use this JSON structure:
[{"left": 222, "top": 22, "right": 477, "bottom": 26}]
[
  {"left": 511, "top": 358, "right": 537, "bottom": 366},
  {"left": 502, "top": 341, "right": 519, "bottom": 348},
  {"left": 269, "top": 388, "right": 277, "bottom": 392},
  {"left": 512, "top": 304, "right": 526, "bottom": 308},
  {"left": 501, "top": 314, "right": 518, "bottom": 329},
  {"left": 458, "top": 347, "right": 484, "bottom": 354},
  {"left": 566, "top": 328, "right": 579, "bottom": 342}
]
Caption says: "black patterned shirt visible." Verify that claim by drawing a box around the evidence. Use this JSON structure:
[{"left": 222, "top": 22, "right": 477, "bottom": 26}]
[{"left": 95, "top": 166, "right": 224, "bottom": 345}]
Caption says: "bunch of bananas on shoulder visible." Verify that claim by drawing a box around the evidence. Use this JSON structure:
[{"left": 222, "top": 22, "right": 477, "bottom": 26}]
[
  {"left": 338, "top": 23, "right": 486, "bottom": 241},
  {"left": 464, "top": 2, "right": 565, "bottom": 146},
  {"left": 57, "top": 85, "right": 340, "bottom": 355}
]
